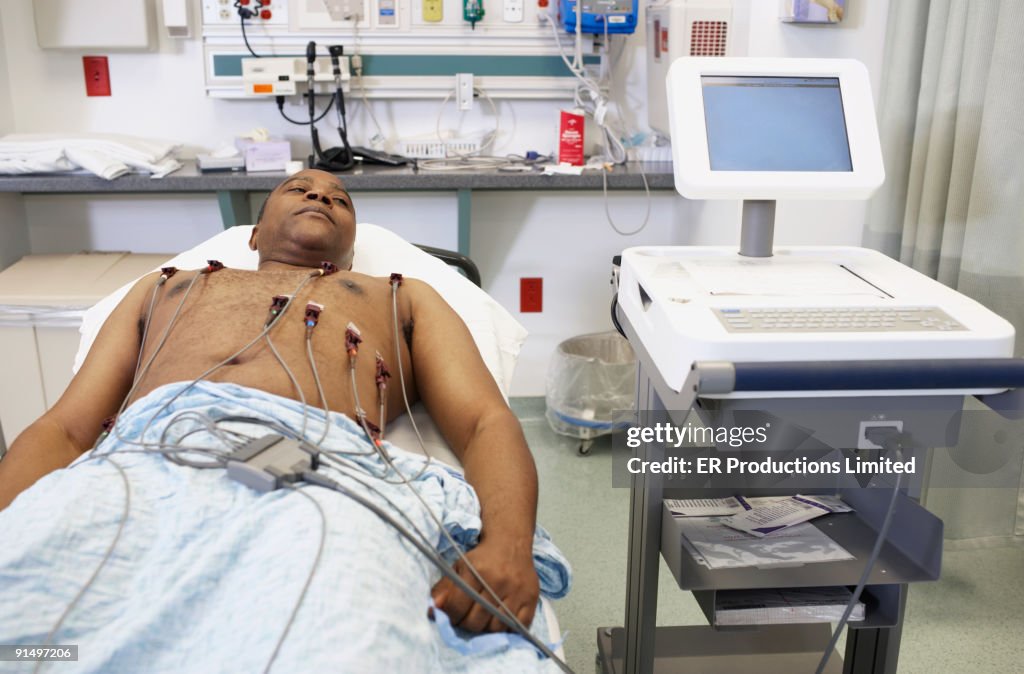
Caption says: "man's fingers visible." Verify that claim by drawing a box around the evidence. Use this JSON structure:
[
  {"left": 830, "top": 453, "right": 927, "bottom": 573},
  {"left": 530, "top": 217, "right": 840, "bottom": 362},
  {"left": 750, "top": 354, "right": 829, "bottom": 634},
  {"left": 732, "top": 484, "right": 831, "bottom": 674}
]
[
  {"left": 460, "top": 601, "right": 494, "bottom": 634},
  {"left": 440, "top": 567, "right": 480, "bottom": 625},
  {"left": 517, "top": 603, "right": 536, "bottom": 630},
  {"left": 431, "top": 577, "right": 450, "bottom": 607},
  {"left": 485, "top": 612, "right": 507, "bottom": 633}
]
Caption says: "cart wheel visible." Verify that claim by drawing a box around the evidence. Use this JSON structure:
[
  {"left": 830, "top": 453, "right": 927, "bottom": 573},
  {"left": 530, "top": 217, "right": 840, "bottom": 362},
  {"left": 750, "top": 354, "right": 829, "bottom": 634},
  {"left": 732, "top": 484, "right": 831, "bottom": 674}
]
[{"left": 577, "top": 440, "right": 593, "bottom": 456}]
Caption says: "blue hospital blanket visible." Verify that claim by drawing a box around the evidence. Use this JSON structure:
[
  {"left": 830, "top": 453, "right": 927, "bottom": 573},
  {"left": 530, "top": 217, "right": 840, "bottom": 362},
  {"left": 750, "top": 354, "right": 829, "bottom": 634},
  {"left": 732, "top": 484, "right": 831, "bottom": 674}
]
[{"left": 0, "top": 382, "right": 571, "bottom": 673}]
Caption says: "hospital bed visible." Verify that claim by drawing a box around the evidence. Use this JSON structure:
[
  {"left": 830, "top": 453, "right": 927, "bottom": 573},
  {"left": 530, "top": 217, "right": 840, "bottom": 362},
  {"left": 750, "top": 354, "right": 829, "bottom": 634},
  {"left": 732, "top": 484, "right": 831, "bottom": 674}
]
[{"left": 0, "top": 223, "right": 568, "bottom": 672}]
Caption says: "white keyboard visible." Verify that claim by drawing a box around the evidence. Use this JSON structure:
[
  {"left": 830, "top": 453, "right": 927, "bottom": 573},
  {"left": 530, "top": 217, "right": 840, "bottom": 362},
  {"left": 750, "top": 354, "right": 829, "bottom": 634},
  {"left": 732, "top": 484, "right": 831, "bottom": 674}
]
[{"left": 715, "top": 306, "right": 965, "bottom": 333}]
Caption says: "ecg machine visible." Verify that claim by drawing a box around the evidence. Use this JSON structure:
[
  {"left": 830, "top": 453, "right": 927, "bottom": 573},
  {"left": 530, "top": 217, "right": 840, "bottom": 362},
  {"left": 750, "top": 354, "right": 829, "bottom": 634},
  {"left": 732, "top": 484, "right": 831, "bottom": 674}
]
[{"left": 601, "top": 58, "right": 1024, "bottom": 674}]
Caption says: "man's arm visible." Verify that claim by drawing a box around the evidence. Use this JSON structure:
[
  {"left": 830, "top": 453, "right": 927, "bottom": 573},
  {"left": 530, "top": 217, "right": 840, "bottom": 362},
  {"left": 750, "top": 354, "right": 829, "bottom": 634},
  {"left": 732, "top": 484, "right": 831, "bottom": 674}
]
[
  {"left": 403, "top": 279, "right": 540, "bottom": 634},
  {"left": 0, "top": 273, "right": 158, "bottom": 511}
]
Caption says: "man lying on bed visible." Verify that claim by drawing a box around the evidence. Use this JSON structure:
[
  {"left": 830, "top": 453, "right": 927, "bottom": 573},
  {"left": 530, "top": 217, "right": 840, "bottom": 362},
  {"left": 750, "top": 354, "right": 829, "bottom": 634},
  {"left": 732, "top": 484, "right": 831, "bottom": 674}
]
[{"left": 0, "top": 169, "right": 568, "bottom": 672}]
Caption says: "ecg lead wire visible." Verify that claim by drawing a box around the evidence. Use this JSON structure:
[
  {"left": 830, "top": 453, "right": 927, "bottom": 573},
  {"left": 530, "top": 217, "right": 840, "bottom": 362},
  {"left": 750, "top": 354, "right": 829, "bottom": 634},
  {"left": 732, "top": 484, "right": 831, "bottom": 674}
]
[
  {"left": 300, "top": 470, "right": 572, "bottom": 673},
  {"left": 382, "top": 279, "right": 542, "bottom": 647},
  {"left": 262, "top": 484, "right": 327, "bottom": 674},
  {"left": 33, "top": 456, "right": 131, "bottom": 674},
  {"left": 135, "top": 271, "right": 320, "bottom": 448}
]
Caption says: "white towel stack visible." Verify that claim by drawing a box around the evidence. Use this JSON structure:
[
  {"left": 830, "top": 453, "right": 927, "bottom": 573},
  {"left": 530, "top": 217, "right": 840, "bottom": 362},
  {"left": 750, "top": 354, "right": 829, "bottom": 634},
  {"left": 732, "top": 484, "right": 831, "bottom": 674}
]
[{"left": 0, "top": 133, "right": 183, "bottom": 180}]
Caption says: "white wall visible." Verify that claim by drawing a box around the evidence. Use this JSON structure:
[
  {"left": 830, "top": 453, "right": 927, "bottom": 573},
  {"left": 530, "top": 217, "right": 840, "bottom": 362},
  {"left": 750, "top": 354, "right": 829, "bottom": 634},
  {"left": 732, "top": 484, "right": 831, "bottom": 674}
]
[{"left": 0, "top": 0, "right": 891, "bottom": 394}]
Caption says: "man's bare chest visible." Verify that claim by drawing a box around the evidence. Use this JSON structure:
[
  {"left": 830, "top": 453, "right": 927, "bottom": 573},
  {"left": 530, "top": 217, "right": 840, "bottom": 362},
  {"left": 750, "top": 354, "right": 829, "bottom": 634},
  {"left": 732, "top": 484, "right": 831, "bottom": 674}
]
[{"left": 144, "top": 269, "right": 403, "bottom": 363}]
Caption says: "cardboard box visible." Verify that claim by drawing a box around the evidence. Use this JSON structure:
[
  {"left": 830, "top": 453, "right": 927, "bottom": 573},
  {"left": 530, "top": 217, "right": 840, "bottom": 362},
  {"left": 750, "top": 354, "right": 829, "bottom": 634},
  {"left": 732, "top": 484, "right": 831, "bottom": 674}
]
[
  {"left": 557, "top": 109, "right": 586, "bottom": 166},
  {"left": 0, "top": 252, "right": 169, "bottom": 448},
  {"left": 235, "top": 137, "right": 292, "bottom": 172}
]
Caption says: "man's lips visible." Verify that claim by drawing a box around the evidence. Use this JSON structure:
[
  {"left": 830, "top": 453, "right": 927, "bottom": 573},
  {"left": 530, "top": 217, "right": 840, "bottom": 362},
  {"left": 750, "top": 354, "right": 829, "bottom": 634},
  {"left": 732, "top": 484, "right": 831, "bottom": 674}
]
[{"left": 295, "top": 205, "right": 334, "bottom": 224}]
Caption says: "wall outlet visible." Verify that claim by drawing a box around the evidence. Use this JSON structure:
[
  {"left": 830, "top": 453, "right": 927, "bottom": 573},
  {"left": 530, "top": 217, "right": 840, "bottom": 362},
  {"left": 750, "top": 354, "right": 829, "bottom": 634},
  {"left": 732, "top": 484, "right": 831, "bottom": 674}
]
[
  {"left": 83, "top": 56, "right": 111, "bottom": 97},
  {"left": 858, "top": 420, "right": 904, "bottom": 450},
  {"left": 323, "top": 0, "right": 364, "bottom": 21},
  {"left": 503, "top": 0, "right": 524, "bottom": 23},
  {"left": 520, "top": 277, "right": 543, "bottom": 312},
  {"left": 456, "top": 73, "right": 474, "bottom": 111}
]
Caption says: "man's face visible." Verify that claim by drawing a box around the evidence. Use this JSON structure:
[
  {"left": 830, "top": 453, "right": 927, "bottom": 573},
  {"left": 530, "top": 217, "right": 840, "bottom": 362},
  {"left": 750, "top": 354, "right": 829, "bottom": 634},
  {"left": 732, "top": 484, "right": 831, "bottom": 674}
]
[{"left": 249, "top": 169, "right": 357, "bottom": 269}]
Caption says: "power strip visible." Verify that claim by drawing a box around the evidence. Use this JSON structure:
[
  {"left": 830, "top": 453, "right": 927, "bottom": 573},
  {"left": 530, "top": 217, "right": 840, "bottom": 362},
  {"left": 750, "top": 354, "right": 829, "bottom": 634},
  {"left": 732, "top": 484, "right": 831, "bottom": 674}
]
[{"left": 399, "top": 140, "right": 482, "bottom": 159}]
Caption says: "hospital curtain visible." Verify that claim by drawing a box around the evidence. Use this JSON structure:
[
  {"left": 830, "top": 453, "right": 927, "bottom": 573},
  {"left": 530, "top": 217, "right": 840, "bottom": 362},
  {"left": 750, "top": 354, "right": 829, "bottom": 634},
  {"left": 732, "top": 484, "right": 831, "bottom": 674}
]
[{"left": 864, "top": 0, "right": 1024, "bottom": 546}]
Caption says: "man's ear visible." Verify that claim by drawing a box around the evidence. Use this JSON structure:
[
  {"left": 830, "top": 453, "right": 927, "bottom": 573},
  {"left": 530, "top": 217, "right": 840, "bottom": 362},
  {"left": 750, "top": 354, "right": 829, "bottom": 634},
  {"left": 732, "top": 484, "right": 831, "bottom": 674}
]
[{"left": 248, "top": 227, "right": 259, "bottom": 251}]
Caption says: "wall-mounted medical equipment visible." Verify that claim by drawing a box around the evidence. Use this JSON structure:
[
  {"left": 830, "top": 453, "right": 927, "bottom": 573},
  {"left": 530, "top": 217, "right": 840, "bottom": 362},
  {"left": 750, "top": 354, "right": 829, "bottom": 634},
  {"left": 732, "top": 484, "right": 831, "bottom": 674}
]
[
  {"left": 646, "top": 0, "right": 733, "bottom": 135},
  {"left": 32, "top": 0, "right": 153, "bottom": 49},
  {"left": 200, "top": 0, "right": 599, "bottom": 99},
  {"left": 243, "top": 41, "right": 358, "bottom": 170},
  {"left": 558, "top": 0, "right": 639, "bottom": 35},
  {"left": 242, "top": 55, "right": 352, "bottom": 96},
  {"left": 463, "top": 0, "right": 485, "bottom": 29}
]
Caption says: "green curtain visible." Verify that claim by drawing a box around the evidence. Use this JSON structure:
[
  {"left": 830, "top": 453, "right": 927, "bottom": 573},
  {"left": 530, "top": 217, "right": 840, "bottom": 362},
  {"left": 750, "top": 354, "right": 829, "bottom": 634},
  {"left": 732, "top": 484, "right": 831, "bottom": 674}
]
[{"left": 864, "top": 0, "right": 1024, "bottom": 545}]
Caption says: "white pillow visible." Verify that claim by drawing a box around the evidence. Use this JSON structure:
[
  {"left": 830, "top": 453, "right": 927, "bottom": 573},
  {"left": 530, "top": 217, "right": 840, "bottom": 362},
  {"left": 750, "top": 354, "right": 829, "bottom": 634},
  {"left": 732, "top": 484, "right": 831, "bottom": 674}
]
[{"left": 73, "top": 224, "right": 528, "bottom": 467}]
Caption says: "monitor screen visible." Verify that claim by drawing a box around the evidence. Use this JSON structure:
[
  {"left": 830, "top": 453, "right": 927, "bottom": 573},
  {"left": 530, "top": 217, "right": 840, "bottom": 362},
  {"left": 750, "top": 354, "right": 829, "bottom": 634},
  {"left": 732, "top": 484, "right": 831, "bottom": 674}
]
[{"left": 701, "top": 76, "right": 853, "bottom": 172}]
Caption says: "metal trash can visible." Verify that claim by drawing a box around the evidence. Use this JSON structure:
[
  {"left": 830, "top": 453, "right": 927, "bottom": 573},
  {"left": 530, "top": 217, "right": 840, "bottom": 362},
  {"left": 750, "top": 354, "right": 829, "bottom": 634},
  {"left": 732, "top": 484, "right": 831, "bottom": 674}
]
[{"left": 545, "top": 331, "right": 636, "bottom": 455}]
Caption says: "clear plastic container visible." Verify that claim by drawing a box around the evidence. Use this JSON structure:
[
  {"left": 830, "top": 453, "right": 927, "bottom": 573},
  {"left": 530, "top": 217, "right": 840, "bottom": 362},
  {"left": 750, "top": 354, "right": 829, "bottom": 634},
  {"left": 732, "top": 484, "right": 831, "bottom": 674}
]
[{"left": 545, "top": 331, "right": 636, "bottom": 454}]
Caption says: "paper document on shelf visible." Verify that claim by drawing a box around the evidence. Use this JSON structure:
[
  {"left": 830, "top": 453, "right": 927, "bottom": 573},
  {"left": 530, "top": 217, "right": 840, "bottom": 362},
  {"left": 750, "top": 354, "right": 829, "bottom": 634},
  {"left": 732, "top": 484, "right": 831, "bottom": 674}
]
[
  {"left": 714, "top": 587, "right": 866, "bottom": 626},
  {"left": 724, "top": 494, "right": 853, "bottom": 538},
  {"left": 676, "top": 517, "right": 854, "bottom": 569},
  {"left": 666, "top": 497, "right": 747, "bottom": 517},
  {"left": 683, "top": 259, "right": 887, "bottom": 297}
]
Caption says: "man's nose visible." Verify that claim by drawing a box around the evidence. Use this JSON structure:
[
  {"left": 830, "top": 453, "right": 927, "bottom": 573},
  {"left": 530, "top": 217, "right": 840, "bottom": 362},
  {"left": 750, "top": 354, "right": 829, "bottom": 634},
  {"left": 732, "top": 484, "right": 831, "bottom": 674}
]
[{"left": 305, "top": 191, "right": 332, "bottom": 206}]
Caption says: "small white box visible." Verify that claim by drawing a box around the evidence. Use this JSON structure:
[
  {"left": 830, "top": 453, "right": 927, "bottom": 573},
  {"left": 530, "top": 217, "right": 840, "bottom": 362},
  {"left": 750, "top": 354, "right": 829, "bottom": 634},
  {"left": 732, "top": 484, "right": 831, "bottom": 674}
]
[
  {"left": 0, "top": 252, "right": 169, "bottom": 447},
  {"left": 235, "top": 138, "right": 292, "bottom": 172}
]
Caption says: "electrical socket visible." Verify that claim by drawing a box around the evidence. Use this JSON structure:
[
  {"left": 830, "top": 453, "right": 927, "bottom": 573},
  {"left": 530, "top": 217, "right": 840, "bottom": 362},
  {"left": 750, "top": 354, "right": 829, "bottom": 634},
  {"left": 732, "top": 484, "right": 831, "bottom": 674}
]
[
  {"left": 456, "top": 73, "right": 474, "bottom": 111},
  {"left": 201, "top": 0, "right": 289, "bottom": 25},
  {"left": 858, "top": 420, "right": 904, "bottom": 450},
  {"left": 322, "top": 0, "right": 364, "bottom": 21},
  {"left": 503, "top": 0, "right": 524, "bottom": 23},
  {"left": 83, "top": 56, "right": 111, "bottom": 97},
  {"left": 520, "top": 278, "right": 543, "bottom": 313}
]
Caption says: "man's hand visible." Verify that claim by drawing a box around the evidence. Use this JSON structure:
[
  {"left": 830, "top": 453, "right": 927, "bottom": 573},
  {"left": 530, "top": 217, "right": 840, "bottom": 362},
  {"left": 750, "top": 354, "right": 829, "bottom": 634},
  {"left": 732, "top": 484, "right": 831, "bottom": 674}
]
[{"left": 430, "top": 538, "right": 539, "bottom": 634}]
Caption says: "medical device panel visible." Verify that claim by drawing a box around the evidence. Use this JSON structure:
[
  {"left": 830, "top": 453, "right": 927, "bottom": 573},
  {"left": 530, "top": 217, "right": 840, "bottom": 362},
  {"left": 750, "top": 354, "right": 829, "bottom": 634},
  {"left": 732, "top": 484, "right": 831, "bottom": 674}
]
[
  {"left": 618, "top": 57, "right": 1014, "bottom": 396},
  {"left": 617, "top": 245, "right": 1015, "bottom": 394},
  {"left": 667, "top": 57, "right": 884, "bottom": 200},
  {"left": 201, "top": 0, "right": 598, "bottom": 99},
  {"left": 558, "top": 0, "right": 639, "bottom": 34},
  {"left": 646, "top": 0, "right": 734, "bottom": 135}
]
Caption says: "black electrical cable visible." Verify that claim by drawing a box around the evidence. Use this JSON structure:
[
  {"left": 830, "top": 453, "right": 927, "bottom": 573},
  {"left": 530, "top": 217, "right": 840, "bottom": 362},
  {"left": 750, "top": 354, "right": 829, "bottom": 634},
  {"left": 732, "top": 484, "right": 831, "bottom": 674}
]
[
  {"left": 240, "top": 14, "right": 260, "bottom": 58},
  {"left": 814, "top": 431, "right": 906, "bottom": 674},
  {"left": 236, "top": 1, "right": 264, "bottom": 58},
  {"left": 277, "top": 94, "right": 335, "bottom": 126}
]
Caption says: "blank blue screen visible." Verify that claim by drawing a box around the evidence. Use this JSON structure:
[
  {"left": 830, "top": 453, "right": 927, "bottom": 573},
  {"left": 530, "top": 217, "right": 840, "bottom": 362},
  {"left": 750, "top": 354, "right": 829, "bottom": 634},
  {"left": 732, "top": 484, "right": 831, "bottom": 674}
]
[{"left": 701, "top": 76, "right": 853, "bottom": 172}]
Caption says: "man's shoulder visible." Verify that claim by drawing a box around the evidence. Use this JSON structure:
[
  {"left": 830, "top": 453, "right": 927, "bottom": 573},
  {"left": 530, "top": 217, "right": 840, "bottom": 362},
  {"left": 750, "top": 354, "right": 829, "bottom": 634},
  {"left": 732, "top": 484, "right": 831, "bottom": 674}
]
[{"left": 359, "top": 273, "right": 436, "bottom": 293}]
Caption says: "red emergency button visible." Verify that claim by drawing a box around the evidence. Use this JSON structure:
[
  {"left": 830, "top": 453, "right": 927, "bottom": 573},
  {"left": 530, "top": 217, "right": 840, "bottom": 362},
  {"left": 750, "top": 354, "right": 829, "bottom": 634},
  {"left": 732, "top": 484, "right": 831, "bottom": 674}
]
[
  {"left": 261, "top": 9, "right": 272, "bottom": 19},
  {"left": 538, "top": 0, "right": 548, "bottom": 6}
]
